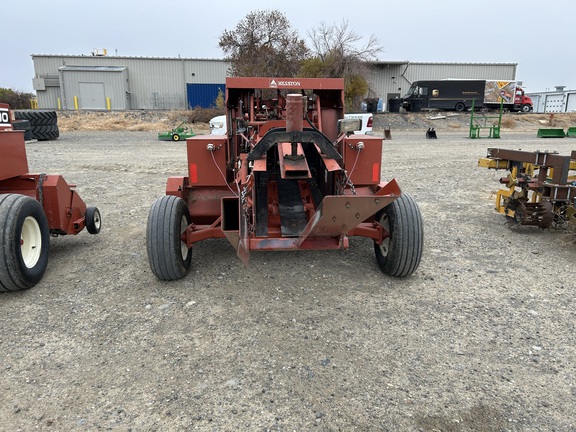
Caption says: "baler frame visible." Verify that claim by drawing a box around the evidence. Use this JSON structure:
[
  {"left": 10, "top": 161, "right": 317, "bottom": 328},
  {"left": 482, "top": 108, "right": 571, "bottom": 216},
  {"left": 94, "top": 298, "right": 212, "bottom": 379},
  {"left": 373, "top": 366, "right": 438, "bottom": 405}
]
[
  {"left": 0, "top": 103, "right": 101, "bottom": 291},
  {"left": 147, "top": 78, "right": 423, "bottom": 281}
]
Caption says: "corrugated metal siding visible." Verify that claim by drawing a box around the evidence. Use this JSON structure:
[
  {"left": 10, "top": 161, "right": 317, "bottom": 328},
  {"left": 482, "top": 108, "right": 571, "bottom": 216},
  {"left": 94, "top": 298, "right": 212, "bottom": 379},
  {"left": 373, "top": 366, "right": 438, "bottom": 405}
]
[
  {"left": 32, "top": 55, "right": 230, "bottom": 110},
  {"left": 59, "top": 67, "right": 129, "bottom": 110},
  {"left": 404, "top": 63, "right": 517, "bottom": 83},
  {"left": 526, "top": 90, "right": 576, "bottom": 112},
  {"left": 31, "top": 55, "right": 516, "bottom": 110},
  {"left": 367, "top": 64, "right": 406, "bottom": 104}
]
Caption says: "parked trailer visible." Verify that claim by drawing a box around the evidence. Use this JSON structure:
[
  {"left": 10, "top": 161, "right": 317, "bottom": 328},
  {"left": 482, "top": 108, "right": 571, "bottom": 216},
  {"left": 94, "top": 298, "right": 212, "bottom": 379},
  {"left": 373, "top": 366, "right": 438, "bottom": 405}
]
[
  {"left": 0, "top": 103, "right": 101, "bottom": 291},
  {"left": 147, "top": 77, "right": 423, "bottom": 281},
  {"left": 403, "top": 80, "right": 533, "bottom": 112}
]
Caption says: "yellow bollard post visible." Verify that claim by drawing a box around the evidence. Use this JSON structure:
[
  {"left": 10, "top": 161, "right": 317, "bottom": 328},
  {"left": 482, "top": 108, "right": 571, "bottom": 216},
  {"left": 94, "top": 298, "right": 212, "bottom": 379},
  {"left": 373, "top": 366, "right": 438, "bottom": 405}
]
[
  {"left": 106, "top": 97, "right": 111, "bottom": 110},
  {"left": 57, "top": 98, "right": 61, "bottom": 110},
  {"left": 74, "top": 96, "right": 78, "bottom": 110}
]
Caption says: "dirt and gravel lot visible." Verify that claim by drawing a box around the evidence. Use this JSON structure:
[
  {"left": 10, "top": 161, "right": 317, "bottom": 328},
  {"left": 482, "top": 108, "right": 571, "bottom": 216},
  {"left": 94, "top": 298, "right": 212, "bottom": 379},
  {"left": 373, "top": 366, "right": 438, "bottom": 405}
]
[{"left": 1, "top": 114, "right": 576, "bottom": 431}]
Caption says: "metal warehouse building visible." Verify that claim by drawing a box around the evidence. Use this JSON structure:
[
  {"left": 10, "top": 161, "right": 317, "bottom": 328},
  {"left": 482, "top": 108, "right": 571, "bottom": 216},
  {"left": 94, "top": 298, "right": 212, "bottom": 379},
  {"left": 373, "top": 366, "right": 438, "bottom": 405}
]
[
  {"left": 526, "top": 86, "right": 576, "bottom": 113},
  {"left": 31, "top": 53, "right": 517, "bottom": 111},
  {"left": 32, "top": 54, "right": 229, "bottom": 110}
]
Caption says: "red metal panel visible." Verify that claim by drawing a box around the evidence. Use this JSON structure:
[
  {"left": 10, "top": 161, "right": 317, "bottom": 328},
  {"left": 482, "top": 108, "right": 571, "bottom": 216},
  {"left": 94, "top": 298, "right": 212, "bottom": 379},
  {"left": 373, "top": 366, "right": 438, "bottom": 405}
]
[
  {"left": 186, "top": 136, "right": 228, "bottom": 186},
  {"left": 342, "top": 135, "right": 383, "bottom": 186},
  {"left": 0, "top": 130, "right": 29, "bottom": 181},
  {"left": 42, "top": 175, "right": 87, "bottom": 234}
]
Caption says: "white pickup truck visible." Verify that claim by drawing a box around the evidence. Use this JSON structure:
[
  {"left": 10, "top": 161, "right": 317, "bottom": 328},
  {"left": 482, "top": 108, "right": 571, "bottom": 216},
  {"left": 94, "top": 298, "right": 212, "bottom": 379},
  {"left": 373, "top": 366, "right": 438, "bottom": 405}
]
[
  {"left": 343, "top": 113, "right": 373, "bottom": 135},
  {"left": 210, "top": 113, "right": 373, "bottom": 135}
]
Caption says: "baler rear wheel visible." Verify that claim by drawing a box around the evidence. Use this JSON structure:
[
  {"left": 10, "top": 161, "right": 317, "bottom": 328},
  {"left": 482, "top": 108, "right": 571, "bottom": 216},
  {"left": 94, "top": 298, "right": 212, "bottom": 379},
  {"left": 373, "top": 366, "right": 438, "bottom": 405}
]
[
  {"left": 85, "top": 206, "right": 102, "bottom": 234},
  {"left": 147, "top": 195, "right": 192, "bottom": 281},
  {"left": 0, "top": 194, "right": 50, "bottom": 291},
  {"left": 374, "top": 193, "right": 423, "bottom": 277}
]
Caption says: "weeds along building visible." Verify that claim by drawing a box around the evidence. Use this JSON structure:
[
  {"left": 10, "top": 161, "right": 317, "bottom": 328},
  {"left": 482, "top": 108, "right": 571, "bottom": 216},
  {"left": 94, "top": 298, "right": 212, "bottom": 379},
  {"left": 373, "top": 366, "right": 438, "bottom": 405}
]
[{"left": 31, "top": 53, "right": 517, "bottom": 111}]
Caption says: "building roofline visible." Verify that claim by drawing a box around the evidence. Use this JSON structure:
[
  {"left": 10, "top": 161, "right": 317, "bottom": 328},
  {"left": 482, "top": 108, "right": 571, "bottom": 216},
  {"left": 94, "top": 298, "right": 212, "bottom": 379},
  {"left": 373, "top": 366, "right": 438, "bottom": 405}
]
[{"left": 31, "top": 54, "right": 229, "bottom": 62}]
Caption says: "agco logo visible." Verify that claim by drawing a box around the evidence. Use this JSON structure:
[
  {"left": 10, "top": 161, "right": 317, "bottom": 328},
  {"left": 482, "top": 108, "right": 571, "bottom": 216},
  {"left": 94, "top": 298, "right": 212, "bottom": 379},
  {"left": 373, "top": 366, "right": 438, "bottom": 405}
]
[
  {"left": 270, "top": 79, "right": 301, "bottom": 88},
  {"left": 0, "top": 108, "right": 10, "bottom": 126}
]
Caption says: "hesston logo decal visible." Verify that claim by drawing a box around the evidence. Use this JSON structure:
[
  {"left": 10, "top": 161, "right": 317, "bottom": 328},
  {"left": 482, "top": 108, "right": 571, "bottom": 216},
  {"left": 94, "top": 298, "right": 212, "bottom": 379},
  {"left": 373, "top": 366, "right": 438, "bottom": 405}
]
[{"left": 270, "top": 79, "right": 301, "bottom": 88}]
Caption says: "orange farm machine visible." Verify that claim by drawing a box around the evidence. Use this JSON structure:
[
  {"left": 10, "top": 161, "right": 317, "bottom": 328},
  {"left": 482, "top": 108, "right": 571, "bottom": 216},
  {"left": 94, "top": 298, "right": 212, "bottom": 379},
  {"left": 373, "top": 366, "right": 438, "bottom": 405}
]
[
  {"left": 146, "top": 77, "right": 423, "bottom": 281},
  {"left": 478, "top": 147, "right": 576, "bottom": 228},
  {"left": 0, "top": 103, "right": 101, "bottom": 291}
]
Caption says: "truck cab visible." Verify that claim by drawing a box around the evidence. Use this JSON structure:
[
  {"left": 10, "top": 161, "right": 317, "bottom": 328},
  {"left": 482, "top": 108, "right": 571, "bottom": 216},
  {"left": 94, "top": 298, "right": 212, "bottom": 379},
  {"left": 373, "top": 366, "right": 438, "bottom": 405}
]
[{"left": 514, "top": 87, "right": 533, "bottom": 112}]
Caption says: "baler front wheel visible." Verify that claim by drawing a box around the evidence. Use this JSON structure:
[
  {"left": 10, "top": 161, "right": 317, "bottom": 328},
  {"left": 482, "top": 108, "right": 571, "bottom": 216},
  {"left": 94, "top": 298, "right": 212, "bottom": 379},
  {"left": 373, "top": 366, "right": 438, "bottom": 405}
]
[
  {"left": 374, "top": 193, "right": 423, "bottom": 277},
  {"left": 85, "top": 206, "right": 102, "bottom": 234},
  {"left": 147, "top": 195, "right": 192, "bottom": 281},
  {"left": 0, "top": 194, "right": 50, "bottom": 291}
]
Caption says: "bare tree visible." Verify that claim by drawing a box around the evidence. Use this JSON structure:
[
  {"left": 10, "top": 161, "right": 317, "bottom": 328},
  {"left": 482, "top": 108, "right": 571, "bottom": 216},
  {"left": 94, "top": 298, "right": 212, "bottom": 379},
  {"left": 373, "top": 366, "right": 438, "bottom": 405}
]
[
  {"left": 302, "top": 21, "right": 382, "bottom": 110},
  {"left": 219, "top": 10, "right": 309, "bottom": 77}
]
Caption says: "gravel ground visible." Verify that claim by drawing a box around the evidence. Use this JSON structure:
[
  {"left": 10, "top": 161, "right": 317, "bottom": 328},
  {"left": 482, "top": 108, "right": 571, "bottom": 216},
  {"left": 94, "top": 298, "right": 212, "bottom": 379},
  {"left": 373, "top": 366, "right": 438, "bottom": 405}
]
[{"left": 1, "top": 126, "right": 575, "bottom": 431}]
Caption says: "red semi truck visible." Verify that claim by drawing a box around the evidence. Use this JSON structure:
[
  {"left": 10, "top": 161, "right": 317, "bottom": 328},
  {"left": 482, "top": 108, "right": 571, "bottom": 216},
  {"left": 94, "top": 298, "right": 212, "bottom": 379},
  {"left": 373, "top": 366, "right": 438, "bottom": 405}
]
[{"left": 402, "top": 79, "right": 533, "bottom": 112}]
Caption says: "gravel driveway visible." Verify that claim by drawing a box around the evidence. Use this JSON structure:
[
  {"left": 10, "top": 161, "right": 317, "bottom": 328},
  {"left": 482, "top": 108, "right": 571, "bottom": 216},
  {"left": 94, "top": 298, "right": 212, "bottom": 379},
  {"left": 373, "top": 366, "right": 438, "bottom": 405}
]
[{"left": 1, "top": 129, "right": 575, "bottom": 431}]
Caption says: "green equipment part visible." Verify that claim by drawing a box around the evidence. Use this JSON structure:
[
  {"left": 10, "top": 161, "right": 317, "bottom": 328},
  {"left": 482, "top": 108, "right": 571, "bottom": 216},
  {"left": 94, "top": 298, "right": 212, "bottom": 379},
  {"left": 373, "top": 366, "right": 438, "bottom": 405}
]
[
  {"left": 537, "top": 128, "right": 566, "bottom": 138},
  {"left": 158, "top": 123, "right": 196, "bottom": 141}
]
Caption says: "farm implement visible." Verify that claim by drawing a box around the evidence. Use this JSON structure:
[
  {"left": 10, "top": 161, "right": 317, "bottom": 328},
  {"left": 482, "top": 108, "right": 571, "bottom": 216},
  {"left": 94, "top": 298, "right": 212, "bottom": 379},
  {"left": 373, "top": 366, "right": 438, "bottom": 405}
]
[
  {"left": 146, "top": 77, "right": 423, "bottom": 281},
  {"left": 478, "top": 147, "right": 576, "bottom": 228},
  {"left": 0, "top": 103, "right": 101, "bottom": 291},
  {"left": 157, "top": 123, "right": 196, "bottom": 141}
]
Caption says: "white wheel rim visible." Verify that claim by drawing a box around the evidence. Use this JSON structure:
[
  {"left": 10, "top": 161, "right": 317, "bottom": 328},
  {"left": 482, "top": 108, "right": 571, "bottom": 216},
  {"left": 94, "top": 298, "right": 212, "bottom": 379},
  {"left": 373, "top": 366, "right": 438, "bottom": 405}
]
[
  {"left": 378, "top": 214, "right": 390, "bottom": 257},
  {"left": 179, "top": 215, "right": 188, "bottom": 260},
  {"left": 93, "top": 210, "right": 101, "bottom": 230},
  {"left": 21, "top": 216, "right": 42, "bottom": 268}
]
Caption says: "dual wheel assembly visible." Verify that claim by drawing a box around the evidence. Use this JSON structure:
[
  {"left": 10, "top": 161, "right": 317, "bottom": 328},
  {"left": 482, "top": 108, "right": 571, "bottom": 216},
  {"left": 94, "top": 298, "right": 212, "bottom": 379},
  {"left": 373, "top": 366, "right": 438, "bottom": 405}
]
[{"left": 0, "top": 194, "right": 101, "bottom": 292}]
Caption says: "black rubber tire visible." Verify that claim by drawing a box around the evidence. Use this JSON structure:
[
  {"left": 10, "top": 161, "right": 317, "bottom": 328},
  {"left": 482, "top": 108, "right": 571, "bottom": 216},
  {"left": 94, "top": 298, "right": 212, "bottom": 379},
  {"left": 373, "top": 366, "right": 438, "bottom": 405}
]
[
  {"left": 85, "top": 206, "right": 102, "bottom": 234},
  {"left": 12, "top": 119, "right": 34, "bottom": 140},
  {"left": 147, "top": 195, "right": 192, "bottom": 281},
  {"left": 14, "top": 110, "right": 58, "bottom": 126},
  {"left": 521, "top": 104, "right": 531, "bottom": 113},
  {"left": 455, "top": 102, "right": 466, "bottom": 112},
  {"left": 0, "top": 194, "right": 50, "bottom": 291},
  {"left": 374, "top": 193, "right": 423, "bottom": 277},
  {"left": 32, "top": 124, "right": 59, "bottom": 141},
  {"left": 172, "top": 134, "right": 180, "bottom": 141}
]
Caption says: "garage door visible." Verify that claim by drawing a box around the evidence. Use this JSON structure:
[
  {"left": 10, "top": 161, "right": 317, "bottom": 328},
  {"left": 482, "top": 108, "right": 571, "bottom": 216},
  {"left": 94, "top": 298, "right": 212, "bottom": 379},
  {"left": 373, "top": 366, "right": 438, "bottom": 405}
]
[
  {"left": 565, "top": 93, "right": 576, "bottom": 112},
  {"left": 544, "top": 94, "right": 564, "bottom": 113}
]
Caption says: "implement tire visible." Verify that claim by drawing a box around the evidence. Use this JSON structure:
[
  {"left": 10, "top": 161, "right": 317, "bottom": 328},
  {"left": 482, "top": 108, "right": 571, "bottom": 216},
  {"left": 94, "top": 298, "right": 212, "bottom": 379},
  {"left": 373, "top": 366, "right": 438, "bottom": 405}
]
[
  {"left": 0, "top": 194, "right": 50, "bottom": 291},
  {"left": 147, "top": 195, "right": 192, "bottom": 281},
  {"left": 374, "top": 193, "right": 423, "bottom": 277}
]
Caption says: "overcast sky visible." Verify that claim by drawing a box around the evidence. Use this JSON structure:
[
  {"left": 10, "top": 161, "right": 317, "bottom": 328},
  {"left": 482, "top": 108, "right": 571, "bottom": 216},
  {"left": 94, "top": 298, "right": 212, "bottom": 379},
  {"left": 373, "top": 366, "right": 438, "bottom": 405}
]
[{"left": 3, "top": 0, "right": 574, "bottom": 93}]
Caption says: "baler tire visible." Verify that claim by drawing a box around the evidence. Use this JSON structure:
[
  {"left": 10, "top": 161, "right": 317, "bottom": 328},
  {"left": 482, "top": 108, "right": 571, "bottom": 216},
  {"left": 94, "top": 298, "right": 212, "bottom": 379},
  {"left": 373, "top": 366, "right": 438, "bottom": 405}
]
[
  {"left": 0, "top": 194, "right": 50, "bottom": 291},
  {"left": 147, "top": 195, "right": 192, "bottom": 281},
  {"left": 374, "top": 193, "right": 423, "bottom": 277},
  {"left": 85, "top": 206, "right": 102, "bottom": 234},
  {"left": 172, "top": 134, "right": 180, "bottom": 141}
]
